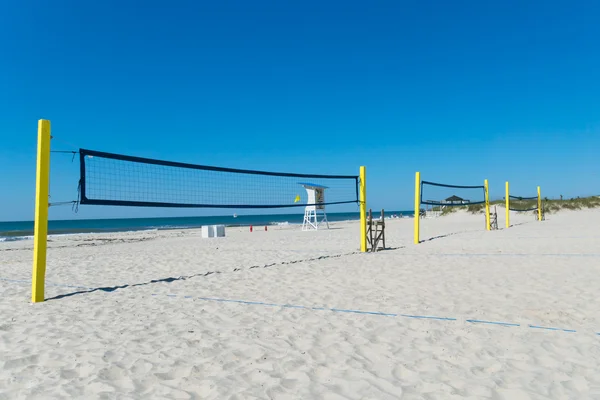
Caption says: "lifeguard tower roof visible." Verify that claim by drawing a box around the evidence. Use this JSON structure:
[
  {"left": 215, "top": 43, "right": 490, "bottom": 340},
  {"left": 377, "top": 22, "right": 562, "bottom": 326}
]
[{"left": 297, "top": 182, "right": 329, "bottom": 189}]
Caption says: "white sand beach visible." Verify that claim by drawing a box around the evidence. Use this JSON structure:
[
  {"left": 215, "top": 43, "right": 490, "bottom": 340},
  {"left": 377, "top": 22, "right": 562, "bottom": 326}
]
[{"left": 1, "top": 208, "right": 600, "bottom": 399}]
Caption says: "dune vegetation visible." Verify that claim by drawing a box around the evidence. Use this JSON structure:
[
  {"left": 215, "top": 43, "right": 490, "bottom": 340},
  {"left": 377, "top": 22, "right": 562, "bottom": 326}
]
[{"left": 426, "top": 196, "right": 600, "bottom": 216}]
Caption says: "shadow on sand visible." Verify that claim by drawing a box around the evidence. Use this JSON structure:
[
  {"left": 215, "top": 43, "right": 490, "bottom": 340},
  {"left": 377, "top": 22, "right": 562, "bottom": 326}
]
[
  {"left": 45, "top": 272, "right": 220, "bottom": 301},
  {"left": 45, "top": 250, "right": 364, "bottom": 301},
  {"left": 420, "top": 230, "right": 475, "bottom": 243}
]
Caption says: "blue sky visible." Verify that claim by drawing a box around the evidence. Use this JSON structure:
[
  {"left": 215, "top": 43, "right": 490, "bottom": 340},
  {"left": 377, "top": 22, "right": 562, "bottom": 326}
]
[{"left": 1, "top": 0, "right": 599, "bottom": 221}]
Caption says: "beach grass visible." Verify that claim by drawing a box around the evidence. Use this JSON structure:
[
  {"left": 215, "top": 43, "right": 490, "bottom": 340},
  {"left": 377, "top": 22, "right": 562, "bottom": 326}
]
[{"left": 438, "top": 196, "right": 600, "bottom": 215}]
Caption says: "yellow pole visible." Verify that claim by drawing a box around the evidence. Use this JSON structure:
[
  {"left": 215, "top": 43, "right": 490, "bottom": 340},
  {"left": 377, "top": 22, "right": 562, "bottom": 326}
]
[
  {"left": 505, "top": 181, "right": 510, "bottom": 228},
  {"left": 32, "top": 119, "right": 51, "bottom": 303},
  {"left": 414, "top": 172, "right": 420, "bottom": 244},
  {"left": 359, "top": 166, "right": 367, "bottom": 252},
  {"left": 484, "top": 179, "right": 490, "bottom": 231},
  {"left": 537, "top": 186, "right": 542, "bottom": 221}
]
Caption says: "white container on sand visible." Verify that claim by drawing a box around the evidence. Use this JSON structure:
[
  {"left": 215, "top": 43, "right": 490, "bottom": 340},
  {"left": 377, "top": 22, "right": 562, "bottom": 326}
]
[{"left": 202, "top": 225, "right": 226, "bottom": 238}]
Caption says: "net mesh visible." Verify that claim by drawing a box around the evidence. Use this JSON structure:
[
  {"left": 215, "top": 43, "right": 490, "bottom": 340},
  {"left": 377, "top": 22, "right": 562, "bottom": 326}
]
[
  {"left": 420, "top": 181, "right": 486, "bottom": 207},
  {"left": 78, "top": 149, "right": 359, "bottom": 209},
  {"left": 508, "top": 195, "right": 539, "bottom": 212}
]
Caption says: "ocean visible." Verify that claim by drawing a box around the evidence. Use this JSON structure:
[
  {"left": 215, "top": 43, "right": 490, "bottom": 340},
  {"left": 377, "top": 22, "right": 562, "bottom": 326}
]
[{"left": 0, "top": 210, "right": 413, "bottom": 242}]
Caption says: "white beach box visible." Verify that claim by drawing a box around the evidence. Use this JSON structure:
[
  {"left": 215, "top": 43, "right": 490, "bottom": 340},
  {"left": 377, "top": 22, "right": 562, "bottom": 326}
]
[
  {"left": 201, "top": 225, "right": 214, "bottom": 238},
  {"left": 201, "top": 225, "right": 225, "bottom": 238},
  {"left": 214, "top": 224, "right": 225, "bottom": 237}
]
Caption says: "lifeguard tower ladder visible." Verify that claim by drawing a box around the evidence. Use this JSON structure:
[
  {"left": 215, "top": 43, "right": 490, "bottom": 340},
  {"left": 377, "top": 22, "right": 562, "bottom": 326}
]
[{"left": 299, "top": 183, "right": 329, "bottom": 231}]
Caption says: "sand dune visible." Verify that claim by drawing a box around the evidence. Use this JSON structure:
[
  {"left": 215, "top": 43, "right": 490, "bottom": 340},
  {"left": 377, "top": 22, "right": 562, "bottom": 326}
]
[{"left": 1, "top": 209, "right": 599, "bottom": 399}]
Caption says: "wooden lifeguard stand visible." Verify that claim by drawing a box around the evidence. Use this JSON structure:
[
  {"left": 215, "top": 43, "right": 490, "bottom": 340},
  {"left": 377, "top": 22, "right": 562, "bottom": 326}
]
[
  {"left": 487, "top": 206, "right": 498, "bottom": 230},
  {"left": 366, "top": 209, "right": 386, "bottom": 251},
  {"left": 299, "top": 183, "right": 329, "bottom": 231}
]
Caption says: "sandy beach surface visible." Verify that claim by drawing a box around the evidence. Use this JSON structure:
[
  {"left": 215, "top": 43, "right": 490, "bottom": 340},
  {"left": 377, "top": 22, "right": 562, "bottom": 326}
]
[{"left": 1, "top": 208, "right": 599, "bottom": 399}]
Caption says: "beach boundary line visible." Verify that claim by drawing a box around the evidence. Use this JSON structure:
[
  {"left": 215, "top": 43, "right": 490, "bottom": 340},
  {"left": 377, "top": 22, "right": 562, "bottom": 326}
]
[
  {"left": 152, "top": 293, "right": 593, "bottom": 336},
  {"left": 1, "top": 277, "right": 598, "bottom": 337},
  {"left": 401, "top": 253, "right": 600, "bottom": 257}
]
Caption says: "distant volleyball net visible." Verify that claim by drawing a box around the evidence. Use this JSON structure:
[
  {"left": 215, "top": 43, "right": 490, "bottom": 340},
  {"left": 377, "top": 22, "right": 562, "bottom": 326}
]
[
  {"left": 504, "top": 182, "right": 542, "bottom": 227},
  {"left": 414, "top": 172, "right": 491, "bottom": 244},
  {"left": 79, "top": 149, "right": 359, "bottom": 209},
  {"left": 508, "top": 196, "right": 538, "bottom": 212},
  {"left": 420, "top": 181, "right": 486, "bottom": 207}
]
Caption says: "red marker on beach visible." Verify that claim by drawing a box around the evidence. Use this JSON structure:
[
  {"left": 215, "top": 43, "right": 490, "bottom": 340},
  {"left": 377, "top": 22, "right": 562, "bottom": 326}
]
[{"left": 250, "top": 225, "right": 253, "bottom": 232}]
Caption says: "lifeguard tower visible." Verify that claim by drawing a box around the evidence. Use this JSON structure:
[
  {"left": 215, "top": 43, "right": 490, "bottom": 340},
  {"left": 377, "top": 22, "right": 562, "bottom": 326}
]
[{"left": 299, "top": 183, "right": 329, "bottom": 231}]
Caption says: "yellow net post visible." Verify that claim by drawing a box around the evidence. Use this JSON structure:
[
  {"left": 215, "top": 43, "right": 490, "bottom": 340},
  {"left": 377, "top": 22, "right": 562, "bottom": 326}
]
[
  {"left": 484, "top": 179, "right": 490, "bottom": 231},
  {"left": 414, "top": 172, "right": 420, "bottom": 244},
  {"left": 505, "top": 181, "right": 510, "bottom": 228},
  {"left": 32, "top": 119, "right": 51, "bottom": 303},
  {"left": 359, "top": 166, "right": 367, "bottom": 252},
  {"left": 537, "top": 186, "right": 542, "bottom": 221}
]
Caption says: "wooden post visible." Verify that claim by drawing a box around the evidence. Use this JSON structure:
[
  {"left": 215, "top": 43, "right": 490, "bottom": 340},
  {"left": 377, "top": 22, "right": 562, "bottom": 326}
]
[{"left": 368, "top": 208, "right": 373, "bottom": 252}]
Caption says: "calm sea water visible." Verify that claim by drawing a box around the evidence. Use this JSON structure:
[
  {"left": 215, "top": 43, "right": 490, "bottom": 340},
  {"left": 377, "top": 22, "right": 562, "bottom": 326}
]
[{"left": 0, "top": 210, "right": 413, "bottom": 241}]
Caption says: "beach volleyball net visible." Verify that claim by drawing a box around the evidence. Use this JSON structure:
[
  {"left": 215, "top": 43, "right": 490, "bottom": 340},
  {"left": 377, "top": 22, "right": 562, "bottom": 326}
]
[
  {"left": 420, "top": 181, "right": 486, "bottom": 207},
  {"left": 31, "top": 120, "right": 368, "bottom": 303},
  {"left": 78, "top": 149, "right": 359, "bottom": 209},
  {"left": 504, "top": 183, "right": 543, "bottom": 227},
  {"left": 508, "top": 195, "right": 539, "bottom": 212},
  {"left": 414, "top": 172, "right": 492, "bottom": 243}
]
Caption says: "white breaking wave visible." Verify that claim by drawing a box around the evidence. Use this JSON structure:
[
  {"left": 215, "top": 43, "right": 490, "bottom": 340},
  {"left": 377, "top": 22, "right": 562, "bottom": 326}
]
[
  {"left": 0, "top": 235, "right": 33, "bottom": 242},
  {"left": 270, "top": 221, "right": 291, "bottom": 226}
]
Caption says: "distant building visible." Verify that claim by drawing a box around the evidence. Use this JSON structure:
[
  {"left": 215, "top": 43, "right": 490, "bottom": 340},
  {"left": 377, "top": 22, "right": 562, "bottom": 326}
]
[
  {"left": 422, "top": 195, "right": 471, "bottom": 219},
  {"left": 443, "top": 195, "right": 470, "bottom": 205}
]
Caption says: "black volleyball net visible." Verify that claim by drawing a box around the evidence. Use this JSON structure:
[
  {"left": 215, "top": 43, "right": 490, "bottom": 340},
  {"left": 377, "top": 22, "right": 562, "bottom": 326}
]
[
  {"left": 420, "top": 180, "right": 486, "bottom": 207},
  {"left": 508, "top": 195, "right": 539, "bottom": 212},
  {"left": 78, "top": 149, "right": 359, "bottom": 209}
]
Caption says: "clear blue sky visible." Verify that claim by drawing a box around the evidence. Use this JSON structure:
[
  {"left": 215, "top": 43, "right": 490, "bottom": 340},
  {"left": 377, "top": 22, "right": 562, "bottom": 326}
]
[{"left": 1, "top": 0, "right": 599, "bottom": 221}]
